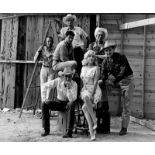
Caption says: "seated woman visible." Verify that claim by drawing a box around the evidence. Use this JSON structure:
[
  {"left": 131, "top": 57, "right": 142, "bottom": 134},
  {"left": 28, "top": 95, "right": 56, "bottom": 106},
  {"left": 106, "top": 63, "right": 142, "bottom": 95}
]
[{"left": 80, "top": 50, "right": 102, "bottom": 141}]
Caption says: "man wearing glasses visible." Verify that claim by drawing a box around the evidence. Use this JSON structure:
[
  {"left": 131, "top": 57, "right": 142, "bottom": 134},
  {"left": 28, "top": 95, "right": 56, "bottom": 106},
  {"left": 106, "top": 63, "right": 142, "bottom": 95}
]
[
  {"left": 99, "top": 40, "right": 134, "bottom": 136},
  {"left": 41, "top": 67, "right": 77, "bottom": 138}
]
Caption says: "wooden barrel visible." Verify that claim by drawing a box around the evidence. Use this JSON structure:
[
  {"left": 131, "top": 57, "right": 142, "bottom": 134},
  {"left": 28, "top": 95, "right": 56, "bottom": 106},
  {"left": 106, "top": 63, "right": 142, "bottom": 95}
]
[
  {"left": 58, "top": 111, "right": 70, "bottom": 135},
  {"left": 107, "top": 86, "right": 122, "bottom": 116}
]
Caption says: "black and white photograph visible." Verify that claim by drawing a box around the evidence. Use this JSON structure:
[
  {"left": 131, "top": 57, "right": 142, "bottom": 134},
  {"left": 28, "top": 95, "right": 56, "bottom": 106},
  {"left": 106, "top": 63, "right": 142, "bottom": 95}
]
[{"left": 0, "top": 1, "right": 155, "bottom": 154}]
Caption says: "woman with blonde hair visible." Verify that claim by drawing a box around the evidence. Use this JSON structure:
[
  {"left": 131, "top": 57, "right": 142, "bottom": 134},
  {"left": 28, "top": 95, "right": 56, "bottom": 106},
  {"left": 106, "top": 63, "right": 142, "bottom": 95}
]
[{"left": 80, "top": 50, "right": 102, "bottom": 141}]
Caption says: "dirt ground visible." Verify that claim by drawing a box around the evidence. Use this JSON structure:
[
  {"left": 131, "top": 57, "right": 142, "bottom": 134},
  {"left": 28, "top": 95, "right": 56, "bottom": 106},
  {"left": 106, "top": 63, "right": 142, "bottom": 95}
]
[{"left": 1, "top": 109, "right": 155, "bottom": 142}]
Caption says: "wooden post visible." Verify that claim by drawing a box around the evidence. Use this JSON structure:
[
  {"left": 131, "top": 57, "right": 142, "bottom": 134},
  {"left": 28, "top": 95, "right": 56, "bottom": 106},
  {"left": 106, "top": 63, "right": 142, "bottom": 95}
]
[
  {"left": 120, "top": 17, "right": 155, "bottom": 30},
  {"left": 18, "top": 60, "right": 39, "bottom": 118},
  {"left": 96, "top": 14, "right": 100, "bottom": 27},
  {"left": 120, "top": 14, "right": 124, "bottom": 54},
  {"left": 19, "top": 21, "right": 51, "bottom": 118},
  {"left": 142, "top": 25, "right": 146, "bottom": 118}
]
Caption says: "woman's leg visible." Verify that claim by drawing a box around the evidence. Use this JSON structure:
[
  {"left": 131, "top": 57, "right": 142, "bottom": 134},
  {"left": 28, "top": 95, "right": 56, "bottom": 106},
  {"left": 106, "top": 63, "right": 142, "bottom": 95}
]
[
  {"left": 83, "top": 96, "right": 97, "bottom": 128},
  {"left": 82, "top": 104, "right": 95, "bottom": 140}
]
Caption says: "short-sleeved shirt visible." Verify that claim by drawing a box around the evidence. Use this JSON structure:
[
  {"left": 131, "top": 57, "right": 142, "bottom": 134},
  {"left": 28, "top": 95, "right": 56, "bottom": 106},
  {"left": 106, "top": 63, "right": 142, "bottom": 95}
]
[
  {"left": 60, "top": 27, "right": 88, "bottom": 49},
  {"left": 40, "top": 46, "right": 54, "bottom": 67},
  {"left": 53, "top": 40, "right": 74, "bottom": 63}
]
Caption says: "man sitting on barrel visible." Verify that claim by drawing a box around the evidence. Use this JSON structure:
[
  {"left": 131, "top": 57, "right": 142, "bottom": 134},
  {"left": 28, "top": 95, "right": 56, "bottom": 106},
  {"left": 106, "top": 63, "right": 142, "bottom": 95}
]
[{"left": 41, "top": 66, "right": 77, "bottom": 138}]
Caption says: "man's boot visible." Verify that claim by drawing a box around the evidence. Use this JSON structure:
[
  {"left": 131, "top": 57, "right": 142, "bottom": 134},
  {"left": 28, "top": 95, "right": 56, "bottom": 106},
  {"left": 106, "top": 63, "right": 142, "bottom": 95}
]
[
  {"left": 41, "top": 128, "right": 50, "bottom": 137},
  {"left": 63, "top": 130, "right": 72, "bottom": 138},
  {"left": 119, "top": 127, "right": 127, "bottom": 136}
]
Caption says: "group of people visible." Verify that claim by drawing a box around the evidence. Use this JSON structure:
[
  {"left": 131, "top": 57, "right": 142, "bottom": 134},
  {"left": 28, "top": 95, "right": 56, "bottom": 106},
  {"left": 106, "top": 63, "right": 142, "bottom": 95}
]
[{"left": 34, "top": 14, "right": 134, "bottom": 141}]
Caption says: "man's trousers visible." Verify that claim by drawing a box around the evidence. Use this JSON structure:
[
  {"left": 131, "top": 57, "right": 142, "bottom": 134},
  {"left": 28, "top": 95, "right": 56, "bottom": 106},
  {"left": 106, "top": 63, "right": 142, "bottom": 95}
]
[{"left": 42, "top": 99, "right": 75, "bottom": 133}]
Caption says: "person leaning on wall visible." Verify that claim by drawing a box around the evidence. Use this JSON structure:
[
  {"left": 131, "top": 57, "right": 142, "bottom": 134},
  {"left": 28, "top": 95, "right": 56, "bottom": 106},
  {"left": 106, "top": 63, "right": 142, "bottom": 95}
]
[
  {"left": 34, "top": 36, "right": 56, "bottom": 102},
  {"left": 98, "top": 40, "right": 134, "bottom": 136}
]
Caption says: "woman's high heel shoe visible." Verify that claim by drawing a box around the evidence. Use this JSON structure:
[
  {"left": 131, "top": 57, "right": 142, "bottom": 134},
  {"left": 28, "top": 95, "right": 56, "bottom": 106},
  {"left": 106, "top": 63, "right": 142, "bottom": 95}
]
[{"left": 90, "top": 130, "right": 96, "bottom": 141}]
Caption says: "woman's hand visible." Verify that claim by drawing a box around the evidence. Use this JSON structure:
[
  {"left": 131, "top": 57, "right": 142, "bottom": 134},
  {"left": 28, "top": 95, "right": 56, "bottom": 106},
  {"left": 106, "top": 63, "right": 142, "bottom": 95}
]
[{"left": 92, "top": 103, "right": 97, "bottom": 110}]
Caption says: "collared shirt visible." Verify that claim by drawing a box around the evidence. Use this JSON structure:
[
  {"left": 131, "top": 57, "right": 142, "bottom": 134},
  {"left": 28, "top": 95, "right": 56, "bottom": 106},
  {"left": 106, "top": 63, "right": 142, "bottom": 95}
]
[
  {"left": 53, "top": 40, "right": 74, "bottom": 63},
  {"left": 89, "top": 42, "right": 105, "bottom": 67},
  {"left": 101, "top": 52, "right": 133, "bottom": 84},
  {"left": 34, "top": 46, "right": 54, "bottom": 67},
  {"left": 41, "top": 77, "right": 77, "bottom": 102},
  {"left": 60, "top": 27, "right": 88, "bottom": 49}
]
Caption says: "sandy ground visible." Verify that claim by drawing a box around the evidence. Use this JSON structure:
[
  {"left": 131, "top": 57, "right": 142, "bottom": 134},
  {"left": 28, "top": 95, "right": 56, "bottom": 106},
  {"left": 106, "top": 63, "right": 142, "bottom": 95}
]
[{"left": 1, "top": 110, "right": 155, "bottom": 142}]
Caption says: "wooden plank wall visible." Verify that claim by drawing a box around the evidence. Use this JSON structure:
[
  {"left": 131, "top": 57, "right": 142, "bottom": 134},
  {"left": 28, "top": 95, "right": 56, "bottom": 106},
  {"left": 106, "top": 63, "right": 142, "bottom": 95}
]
[
  {"left": 14, "top": 17, "right": 27, "bottom": 108},
  {"left": 0, "top": 14, "right": 91, "bottom": 109},
  {"left": 0, "top": 17, "right": 19, "bottom": 109},
  {"left": 143, "top": 14, "right": 155, "bottom": 119},
  {"left": 100, "top": 13, "right": 155, "bottom": 119},
  {"left": 100, "top": 14, "right": 122, "bottom": 115},
  {"left": 23, "top": 14, "right": 90, "bottom": 109},
  {"left": 23, "top": 15, "right": 61, "bottom": 109}
]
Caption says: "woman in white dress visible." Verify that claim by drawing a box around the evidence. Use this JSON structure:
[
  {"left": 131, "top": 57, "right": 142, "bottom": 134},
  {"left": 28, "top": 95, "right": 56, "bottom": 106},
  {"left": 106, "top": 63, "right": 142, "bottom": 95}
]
[{"left": 80, "top": 50, "right": 102, "bottom": 141}]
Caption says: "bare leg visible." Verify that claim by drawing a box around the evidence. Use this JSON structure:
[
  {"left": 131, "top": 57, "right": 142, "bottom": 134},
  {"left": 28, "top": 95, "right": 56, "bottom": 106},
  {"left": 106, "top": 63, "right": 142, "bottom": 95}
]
[
  {"left": 83, "top": 96, "right": 97, "bottom": 128},
  {"left": 82, "top": 104, "right": 96, "bottom": 140}
]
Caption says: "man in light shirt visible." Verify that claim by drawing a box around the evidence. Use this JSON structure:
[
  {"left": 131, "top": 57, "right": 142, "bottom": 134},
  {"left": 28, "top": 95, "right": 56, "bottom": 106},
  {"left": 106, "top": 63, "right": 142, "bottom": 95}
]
[
  {"left": 60, "top": 14, "right": 89, "bottom": 97},
  {"left": 52, "top": 30, "right": 77, "bottom": 71},
  {"left": 41, "top": 67, "right": 77, "bottom": 138}
]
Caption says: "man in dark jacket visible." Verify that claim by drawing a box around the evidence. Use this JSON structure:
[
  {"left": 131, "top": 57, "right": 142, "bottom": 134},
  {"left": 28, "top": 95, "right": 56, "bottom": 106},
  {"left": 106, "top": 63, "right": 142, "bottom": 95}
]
[{"left": 99, "top": 40, "right": 134, "bottom": 136}]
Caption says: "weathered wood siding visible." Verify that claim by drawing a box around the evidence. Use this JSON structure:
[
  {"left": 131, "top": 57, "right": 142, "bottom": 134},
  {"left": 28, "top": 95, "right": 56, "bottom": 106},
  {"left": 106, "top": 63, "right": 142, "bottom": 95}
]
[
  {"left": 100, "top": 14, "right": 122, "bottom": 115},
  {"left": 0, "top": 17, "right": 19, "bottom": 108},
  {"left": 2, "top": 13, "right": 155, "bottom": 120},
  {"left": 23, "top": 15, "right": 61, "bottom": 109},
  {"left": 100, "top": 13, "right": 155, "bottom": 119},
  {"left": 23, "top": 15, "right": 90, "bottom": 109},
  {"left": 15, "top": 17, "right": 27, "bottom": 108},
  {"left": 0, "top": 14, "right": 91, "bottom": 110}
]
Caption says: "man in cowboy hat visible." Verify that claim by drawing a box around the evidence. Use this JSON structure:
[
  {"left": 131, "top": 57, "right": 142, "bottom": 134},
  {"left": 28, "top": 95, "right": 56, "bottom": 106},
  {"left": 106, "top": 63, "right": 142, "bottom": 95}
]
[
  {"left": 59, "top": 14, "right": 90, "bottom": 99},
  {"left": 89, "top": 27, "right": 110, "bottom": 134},
  {"left": 99, "top": 40, "right": 134, "bottom": 136},
  {"left": 41, "top": 66, "right": 77, "bottom": 138}
]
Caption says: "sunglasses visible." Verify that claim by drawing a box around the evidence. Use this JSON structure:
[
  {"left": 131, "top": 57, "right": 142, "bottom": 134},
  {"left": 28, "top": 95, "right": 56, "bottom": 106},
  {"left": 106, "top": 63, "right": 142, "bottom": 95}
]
[
  {"left": 64, "top": 74, "right": 72, "bottom": 78},
  {"left": 104, "top": 48, "right": 113, "bottom": 52}
]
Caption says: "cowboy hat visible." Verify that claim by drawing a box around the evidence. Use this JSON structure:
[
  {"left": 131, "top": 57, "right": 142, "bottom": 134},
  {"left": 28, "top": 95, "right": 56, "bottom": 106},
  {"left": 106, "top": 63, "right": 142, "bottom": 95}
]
[
  {"left": 63, "top": 14, "right": 77, "bottom": 25},
  {"left": 103, "top": 40, "right": 117, "bottom": 49},
  {"left": 58, "top": 67, "right": 75, "bottom": 77},
  {"left": 94, "top": 27, "right": 108, "bottom": 40}
]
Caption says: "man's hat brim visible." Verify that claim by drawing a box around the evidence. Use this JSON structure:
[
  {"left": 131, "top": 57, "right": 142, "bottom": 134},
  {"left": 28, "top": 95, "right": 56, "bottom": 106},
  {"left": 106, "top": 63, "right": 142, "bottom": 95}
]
[{"left": 63, "top": 14, "right": 77, "bottom": 25}]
